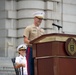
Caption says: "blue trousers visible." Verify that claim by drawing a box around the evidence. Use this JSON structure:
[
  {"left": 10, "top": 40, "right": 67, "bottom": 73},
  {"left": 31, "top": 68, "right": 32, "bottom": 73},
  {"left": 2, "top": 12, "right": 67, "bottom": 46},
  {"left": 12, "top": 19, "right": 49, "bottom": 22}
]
[{"left": 26, "top": 47, "right": 34, "bottom": 75}]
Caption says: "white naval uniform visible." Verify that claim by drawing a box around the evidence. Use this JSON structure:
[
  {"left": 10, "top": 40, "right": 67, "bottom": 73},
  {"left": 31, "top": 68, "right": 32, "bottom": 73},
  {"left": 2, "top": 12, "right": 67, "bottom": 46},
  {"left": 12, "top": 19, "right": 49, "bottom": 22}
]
[{"left": 15, "top": 55, "right": 28, "bottom": 75}]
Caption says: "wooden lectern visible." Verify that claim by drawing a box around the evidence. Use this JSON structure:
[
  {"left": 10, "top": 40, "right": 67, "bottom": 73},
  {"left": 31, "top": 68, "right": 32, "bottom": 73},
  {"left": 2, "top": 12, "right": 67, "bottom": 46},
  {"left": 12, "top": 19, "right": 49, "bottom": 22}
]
[{"left": 30, "top": 33, "right": 76, "bottom": 75}]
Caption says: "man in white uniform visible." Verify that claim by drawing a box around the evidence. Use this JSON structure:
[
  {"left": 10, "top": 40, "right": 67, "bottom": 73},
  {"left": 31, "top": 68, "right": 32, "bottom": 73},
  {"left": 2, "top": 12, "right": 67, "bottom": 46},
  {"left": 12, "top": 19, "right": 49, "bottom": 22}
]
[{"left": 15, "top": 44, "right": 28, "bottom": 75}]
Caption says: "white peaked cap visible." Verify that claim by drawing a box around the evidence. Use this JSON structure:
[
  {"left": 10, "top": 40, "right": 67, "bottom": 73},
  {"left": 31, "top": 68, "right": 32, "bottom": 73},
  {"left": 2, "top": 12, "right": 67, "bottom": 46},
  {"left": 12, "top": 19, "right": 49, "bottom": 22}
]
[
  {"left": 17, "top": 44, "right": 27, "bottom": 51},
  {"left": 33, "top": 11, "right": 45, "bottom": 18}
]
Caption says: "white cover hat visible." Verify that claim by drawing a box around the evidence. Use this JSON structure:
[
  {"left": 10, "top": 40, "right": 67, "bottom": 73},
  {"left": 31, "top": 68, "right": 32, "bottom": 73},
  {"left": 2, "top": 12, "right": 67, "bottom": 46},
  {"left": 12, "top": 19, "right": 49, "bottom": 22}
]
[
  {"left": 33, "top": 11, "right": 45, "bottom": 18},
  {"left": 17, "top": 44, "right": 27, "bottom": 51}
]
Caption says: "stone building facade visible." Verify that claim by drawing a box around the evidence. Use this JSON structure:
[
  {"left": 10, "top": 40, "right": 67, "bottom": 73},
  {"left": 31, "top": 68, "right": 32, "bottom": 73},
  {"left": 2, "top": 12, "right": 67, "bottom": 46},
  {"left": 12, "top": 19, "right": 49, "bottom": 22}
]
[{"left": 0, "top": 0, "right": 76, "bottom": 75}]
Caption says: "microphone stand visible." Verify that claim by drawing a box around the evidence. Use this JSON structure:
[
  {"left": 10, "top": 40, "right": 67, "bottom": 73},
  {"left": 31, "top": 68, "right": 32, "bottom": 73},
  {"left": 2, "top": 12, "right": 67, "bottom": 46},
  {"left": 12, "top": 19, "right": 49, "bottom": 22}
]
[{"left": 52, "top": 23, "right": 62, "bottom": 33}]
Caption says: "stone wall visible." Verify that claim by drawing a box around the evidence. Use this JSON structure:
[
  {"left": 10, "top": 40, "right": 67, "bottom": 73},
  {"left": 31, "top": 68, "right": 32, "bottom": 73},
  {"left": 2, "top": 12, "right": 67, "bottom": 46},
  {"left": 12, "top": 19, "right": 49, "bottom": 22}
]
[{"left": 0, "top": 0, "right": 76, "bottom": 74}]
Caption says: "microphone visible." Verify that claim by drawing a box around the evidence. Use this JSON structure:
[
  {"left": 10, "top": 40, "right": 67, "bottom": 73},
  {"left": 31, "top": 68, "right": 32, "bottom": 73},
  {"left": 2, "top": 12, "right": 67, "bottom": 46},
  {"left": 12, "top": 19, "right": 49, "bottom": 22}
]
[{"left": 52, "top": 23, "right": 62, "bottom": 28}]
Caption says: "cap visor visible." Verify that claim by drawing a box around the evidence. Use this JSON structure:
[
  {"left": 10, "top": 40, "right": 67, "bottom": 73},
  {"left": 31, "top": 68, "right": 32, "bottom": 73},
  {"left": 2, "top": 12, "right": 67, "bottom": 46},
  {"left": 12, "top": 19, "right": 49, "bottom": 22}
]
[{"left": 35, "top": 16, "right": 43, "bottom": 18}]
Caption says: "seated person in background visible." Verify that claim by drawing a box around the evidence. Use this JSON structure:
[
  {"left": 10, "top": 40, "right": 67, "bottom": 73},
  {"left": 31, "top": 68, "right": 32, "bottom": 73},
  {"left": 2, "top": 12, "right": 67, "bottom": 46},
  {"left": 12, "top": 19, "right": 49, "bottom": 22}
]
[{"left": 15, "top": 44, "right": 28, "bottom": 75}]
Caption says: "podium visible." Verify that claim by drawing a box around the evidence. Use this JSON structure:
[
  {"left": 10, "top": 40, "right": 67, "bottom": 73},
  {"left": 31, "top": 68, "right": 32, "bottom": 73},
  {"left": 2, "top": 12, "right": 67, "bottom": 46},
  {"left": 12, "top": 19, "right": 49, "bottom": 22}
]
[{"left": 30, "top": 33, "right": 76, "bottom": 75}]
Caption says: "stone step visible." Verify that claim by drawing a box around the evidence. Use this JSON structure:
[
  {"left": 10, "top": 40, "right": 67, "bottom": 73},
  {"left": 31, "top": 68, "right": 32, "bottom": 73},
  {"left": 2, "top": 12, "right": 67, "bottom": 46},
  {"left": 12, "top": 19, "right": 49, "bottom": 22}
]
[{"left": 0, "top": 57, "right": 16, "bottom": 75}]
